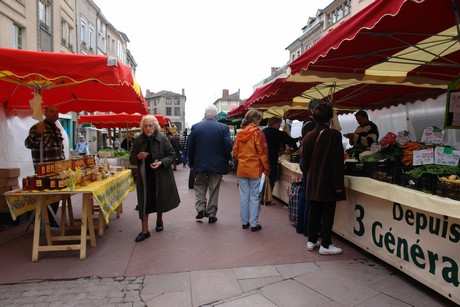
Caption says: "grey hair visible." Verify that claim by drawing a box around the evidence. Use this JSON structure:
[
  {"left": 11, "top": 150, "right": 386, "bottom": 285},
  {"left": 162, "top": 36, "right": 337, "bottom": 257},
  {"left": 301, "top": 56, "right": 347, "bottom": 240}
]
[
  {"left": 140, "top": 115, "right": 161, "bottom": 131},
  {"left": 204, "top": 105, "right": 218, "bottom": 118}
]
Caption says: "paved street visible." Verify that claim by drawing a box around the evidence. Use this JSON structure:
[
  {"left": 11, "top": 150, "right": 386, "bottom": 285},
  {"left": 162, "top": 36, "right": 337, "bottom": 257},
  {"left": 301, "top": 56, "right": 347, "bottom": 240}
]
[{"left": 0, "top": 167, "right": 455, "bottom": 306}]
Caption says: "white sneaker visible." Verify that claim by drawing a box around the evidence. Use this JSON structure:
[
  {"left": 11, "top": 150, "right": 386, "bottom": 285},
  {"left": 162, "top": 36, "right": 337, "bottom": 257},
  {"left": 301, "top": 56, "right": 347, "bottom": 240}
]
[
  {"left": 306, "top": 241, "right": 320, "bottom": 251},
  {"left": 319, "top": 244, "right": 342, "bottom": 255}
]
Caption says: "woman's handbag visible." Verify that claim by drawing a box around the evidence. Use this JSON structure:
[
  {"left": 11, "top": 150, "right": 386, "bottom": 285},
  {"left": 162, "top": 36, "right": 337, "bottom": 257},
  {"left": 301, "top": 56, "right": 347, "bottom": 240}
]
[{"left": 260, "top": 174, "right": 273, "bottom": 205}]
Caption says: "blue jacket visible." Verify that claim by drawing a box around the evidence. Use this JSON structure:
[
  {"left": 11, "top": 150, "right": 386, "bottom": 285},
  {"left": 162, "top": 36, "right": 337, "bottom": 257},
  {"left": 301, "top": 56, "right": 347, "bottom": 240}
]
[{"left": 188, "top": 118, "right": 233, "bottom": 175}]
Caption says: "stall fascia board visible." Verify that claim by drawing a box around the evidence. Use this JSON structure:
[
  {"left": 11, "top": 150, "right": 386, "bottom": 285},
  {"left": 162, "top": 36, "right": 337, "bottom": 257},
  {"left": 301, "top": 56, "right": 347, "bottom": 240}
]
[{"left": 345, "top": 176, "right": 460, "bottom": 219}]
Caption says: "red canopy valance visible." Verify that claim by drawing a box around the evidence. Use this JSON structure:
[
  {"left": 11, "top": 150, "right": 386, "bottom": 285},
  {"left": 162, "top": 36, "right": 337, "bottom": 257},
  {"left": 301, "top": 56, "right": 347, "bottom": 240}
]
[
  {"left": 78, "top": 113, "right": 171, "bottom": 129},
  {"left": 0, "top": 48, "right": 148, "bottom": 115}
]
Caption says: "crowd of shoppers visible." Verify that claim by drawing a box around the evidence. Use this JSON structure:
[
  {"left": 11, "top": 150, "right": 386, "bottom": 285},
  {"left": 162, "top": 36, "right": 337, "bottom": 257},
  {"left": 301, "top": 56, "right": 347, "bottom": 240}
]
[{"left": 25, "top": 103, "right": 351, "bottom": 256}]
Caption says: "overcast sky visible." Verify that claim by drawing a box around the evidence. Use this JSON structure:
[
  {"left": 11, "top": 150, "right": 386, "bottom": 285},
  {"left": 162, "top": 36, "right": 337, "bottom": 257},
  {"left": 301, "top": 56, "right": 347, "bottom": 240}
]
[{"left": 96, "top": 0, "right": 332, "bottom": 126}]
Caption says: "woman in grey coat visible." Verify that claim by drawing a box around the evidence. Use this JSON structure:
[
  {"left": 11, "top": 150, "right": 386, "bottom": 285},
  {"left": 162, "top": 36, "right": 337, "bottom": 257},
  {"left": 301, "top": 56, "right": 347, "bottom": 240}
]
[{"left": 129, "top": 115, "right": 181, "bottom": 242}]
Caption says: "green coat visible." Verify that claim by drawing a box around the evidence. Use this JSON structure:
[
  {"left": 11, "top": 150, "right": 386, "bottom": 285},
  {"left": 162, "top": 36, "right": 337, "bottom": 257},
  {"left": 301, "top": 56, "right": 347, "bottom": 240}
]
[{"left": 129, "top": 132, "right": 180, "bottom": 219}]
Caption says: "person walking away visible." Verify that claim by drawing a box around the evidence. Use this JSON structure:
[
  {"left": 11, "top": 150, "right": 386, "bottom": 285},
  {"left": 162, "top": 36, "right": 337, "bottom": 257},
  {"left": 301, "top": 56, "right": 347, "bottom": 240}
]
[
  {"left": 25, "top": 105, "right": 66, "bottom": 227},
  {"left": 75, "top": 135, "right": 89, "bottom": 156},
  {"left": 129, "top": 115, "right": 180, "bottom": 242},
  {"left": 166, "top": 132, "right": 181, "bottom": 170},
  {"left": 179, "top": 130, "right": 189, "bottom": 167},
  {"left": 113, "top": 138, "right": 120, "bottom": 150},
  {"left": 233, "top": 110, "right": 270, "bottom": 232},
  {"left": 262, "top": 116, "right": 298, "bottom": 193},
  {"left": 188, "top": 105, "right": 233, "bottom": 224},
  {"left": 302, "top": 102, "right": 345, "bottom": 255},
  {"left": 121, "top": 132, "right": 134, "bottom": 151}
]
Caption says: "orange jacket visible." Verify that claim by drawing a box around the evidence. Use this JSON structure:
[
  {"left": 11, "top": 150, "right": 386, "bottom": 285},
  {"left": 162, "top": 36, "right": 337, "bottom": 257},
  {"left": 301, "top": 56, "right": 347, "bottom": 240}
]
[{"left": 233, "top": 124, "right": 270, "bottom": 178}]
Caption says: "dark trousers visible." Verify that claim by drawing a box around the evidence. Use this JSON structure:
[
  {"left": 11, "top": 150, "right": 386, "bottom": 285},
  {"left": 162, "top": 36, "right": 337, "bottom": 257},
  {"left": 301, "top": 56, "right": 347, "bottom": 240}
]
[
  {"left": 47, "top": 201, "right": 60, "bottom": 227},
  {"left": 307, "top": 200, "right": 337, "bottom": 248}
]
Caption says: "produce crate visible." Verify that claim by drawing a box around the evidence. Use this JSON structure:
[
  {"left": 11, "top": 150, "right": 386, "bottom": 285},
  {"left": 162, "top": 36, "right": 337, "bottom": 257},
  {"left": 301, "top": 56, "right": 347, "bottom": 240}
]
[
  {"left": 399, "top": 171, "right": 438, "bottom": 194},
  {"left": 344, "top": 162, "right": 375, "bottom": 178},
  {"left": 372, "top": 162, "right": 401, "bottom": 184},
  {"left": 435, "top": 180, "right": 460, "bottom": 200}
]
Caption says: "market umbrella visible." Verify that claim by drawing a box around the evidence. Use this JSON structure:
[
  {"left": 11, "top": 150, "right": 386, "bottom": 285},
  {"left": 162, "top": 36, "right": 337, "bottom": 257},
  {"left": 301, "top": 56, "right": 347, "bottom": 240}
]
[
  {"left": 0, "top": 48, "right": 148, "bottom": 115},
  {"left": 78, "top": 113, "right": 171, "bottom": 129},
  {"left": 288, "top": 0, "right": 460, "bottom": 90}
]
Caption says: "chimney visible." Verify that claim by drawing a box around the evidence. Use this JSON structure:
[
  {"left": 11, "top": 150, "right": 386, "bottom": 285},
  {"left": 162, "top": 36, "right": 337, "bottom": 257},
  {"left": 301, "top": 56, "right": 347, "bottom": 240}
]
[
  {"left": 146, "top": 89, "right": 153, "bottom": 97},
  {"left": 182, "top": 88, "right": 185, "bottom": 95},
  {"left": 222, "top": 89, "right": 229, "bottom": 97}
]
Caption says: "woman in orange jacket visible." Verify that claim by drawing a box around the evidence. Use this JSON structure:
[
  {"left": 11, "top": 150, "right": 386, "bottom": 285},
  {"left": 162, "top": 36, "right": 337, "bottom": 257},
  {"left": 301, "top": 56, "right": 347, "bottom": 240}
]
[{"left": 233, "top": 110, "right": 270, "bottom": 232}]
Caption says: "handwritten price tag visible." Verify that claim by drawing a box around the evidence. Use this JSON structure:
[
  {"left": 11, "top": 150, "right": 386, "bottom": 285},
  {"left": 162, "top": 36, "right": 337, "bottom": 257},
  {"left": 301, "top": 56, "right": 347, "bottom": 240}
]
[
  {"left": 420, "top": 126, "right": 444, "bottom": 144},
  {"left": 413, "top": 148, "right": 434, "bottom": 166},
  {"left": 434, "top": 147, "right": 460, "bottom": 166}
]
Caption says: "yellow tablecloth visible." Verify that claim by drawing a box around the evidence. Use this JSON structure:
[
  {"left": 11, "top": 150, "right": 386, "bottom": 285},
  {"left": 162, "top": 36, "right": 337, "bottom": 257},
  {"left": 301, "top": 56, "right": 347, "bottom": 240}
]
[{"left": 4, "top": 170, "right": 134, "bottom": 223}]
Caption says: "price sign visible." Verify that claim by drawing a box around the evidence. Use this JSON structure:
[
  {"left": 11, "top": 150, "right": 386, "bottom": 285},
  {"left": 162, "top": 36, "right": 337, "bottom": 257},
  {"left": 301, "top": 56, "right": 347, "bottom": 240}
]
[
  {"left": 413, "top": 148, "right": 434, "bottom": 165},
  {"left": 434, "top": 147, "right": 460, "bottom": 166},
  {"left": 420, "top": 126, "right": 444, "bottom": 144}
]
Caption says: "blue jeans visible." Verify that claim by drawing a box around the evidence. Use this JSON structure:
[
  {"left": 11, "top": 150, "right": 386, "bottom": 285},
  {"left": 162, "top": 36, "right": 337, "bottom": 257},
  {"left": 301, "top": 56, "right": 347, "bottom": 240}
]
[
  {"left": 238, "top": 177, "right": 261, "bottom": 227},
  {"left": 181, "top": 150, "right": 188, "bottom": 166}
]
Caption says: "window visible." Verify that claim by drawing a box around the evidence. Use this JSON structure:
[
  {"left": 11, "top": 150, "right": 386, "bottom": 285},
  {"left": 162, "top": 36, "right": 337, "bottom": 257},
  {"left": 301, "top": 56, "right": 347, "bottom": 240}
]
[
  {"left": 166, "top": 107, "right": 172, "bottom": 116},
  {"left": 166, "top": 98, "right": 172, "bottom": 105},
  {"left": 153, "top": 108, "right": 157, "bottom": 114},
  {"left": 88, "top": 25, "right": 94, "bottom": 51},
  {"left": 81, "top": 19, "right": 87, "bottom": 46},
  {"left": 39, "top": 0, "right": 50, "bottom": 32},
  {"left": 174, "top": 107, "right": 181, "bottom": 116},
  {"left": 174, "top": 98, "right": 180, "bottom": 105},
  {"left": 222, "top": 101, "right": 228, "bottom": 106},
  {"left": 13, "top": 24, "right": 22, "bottom": 49},
  {"left": 61, "top": 20, "right": 73, "bottom": 48}
]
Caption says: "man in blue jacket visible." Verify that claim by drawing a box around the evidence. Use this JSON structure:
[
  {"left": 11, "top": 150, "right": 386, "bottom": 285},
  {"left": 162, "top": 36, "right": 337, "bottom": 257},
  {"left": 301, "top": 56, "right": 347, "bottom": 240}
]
[{"left": 188, "top": 105, "right": 233, "bottom": 223}]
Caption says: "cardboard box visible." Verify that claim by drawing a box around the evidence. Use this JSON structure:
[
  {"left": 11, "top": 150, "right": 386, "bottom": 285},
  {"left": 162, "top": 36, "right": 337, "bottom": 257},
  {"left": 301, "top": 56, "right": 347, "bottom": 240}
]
[
  {"left": 0, "top": 177, "right": 19, "bottom": 187},
  {"left": 0, "top": 168, "right": 20, "bottom": 178}
]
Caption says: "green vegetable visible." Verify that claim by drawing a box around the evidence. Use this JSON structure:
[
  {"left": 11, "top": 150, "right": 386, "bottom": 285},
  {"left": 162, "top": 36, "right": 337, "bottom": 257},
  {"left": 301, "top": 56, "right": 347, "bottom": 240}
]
[{"left": 404, "top": 165, "right": 460, "bottom": 178}]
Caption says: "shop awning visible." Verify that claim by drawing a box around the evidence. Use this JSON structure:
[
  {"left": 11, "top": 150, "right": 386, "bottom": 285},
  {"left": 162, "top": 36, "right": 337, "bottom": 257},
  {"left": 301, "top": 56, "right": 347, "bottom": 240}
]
[
  {"left": 288, "top": 0, "right": 460, "bottom": 88},
  {"left": 0, "top": 48, "right": 148, "bottom": 115},
  {"left": 78, "top": 113, "right": 171, "bottom": 129}
]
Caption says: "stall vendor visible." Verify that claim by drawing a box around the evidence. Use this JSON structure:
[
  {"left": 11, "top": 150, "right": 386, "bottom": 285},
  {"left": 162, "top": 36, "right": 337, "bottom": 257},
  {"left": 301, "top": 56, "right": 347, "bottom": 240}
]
[{"left": 344, "top": 110, "right": 379, "bottom": 151}]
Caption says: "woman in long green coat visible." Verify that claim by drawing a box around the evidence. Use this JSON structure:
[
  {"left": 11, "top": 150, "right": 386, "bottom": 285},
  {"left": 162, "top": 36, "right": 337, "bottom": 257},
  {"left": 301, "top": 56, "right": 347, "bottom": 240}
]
[{"left": 129, "top": 115, "right": 181, "bottom": 242}]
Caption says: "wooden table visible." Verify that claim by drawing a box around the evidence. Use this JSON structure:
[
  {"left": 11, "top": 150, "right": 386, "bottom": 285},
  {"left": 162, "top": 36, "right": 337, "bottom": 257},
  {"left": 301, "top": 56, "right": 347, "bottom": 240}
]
[{"left": 4, "top": 170, "right": 134, "bottom": 262}]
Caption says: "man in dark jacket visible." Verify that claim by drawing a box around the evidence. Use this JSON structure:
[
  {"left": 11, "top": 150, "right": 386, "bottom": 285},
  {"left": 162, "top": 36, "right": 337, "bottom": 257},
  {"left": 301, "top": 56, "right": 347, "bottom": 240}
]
[
  {"left": 188, "top": 105, "right": 233, "bottom": 223},
  {"left": 262, "top": 116, "right": 298, "bottom": 191}
]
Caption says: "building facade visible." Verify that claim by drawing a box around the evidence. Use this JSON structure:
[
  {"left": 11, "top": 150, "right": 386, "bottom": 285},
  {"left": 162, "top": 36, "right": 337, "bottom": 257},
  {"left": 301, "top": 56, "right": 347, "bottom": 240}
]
[
  {"left": 145, "top": 89, "right": 187, "bottom": 133},
  {"left": 213, "top": 89, "right": 242, "bottom": 113},
  {"left": 0, "top": 0, "right": 137, "bottom": 150},
  {"left": 254, "top": 0, "right": 374, "bottom": 90}
]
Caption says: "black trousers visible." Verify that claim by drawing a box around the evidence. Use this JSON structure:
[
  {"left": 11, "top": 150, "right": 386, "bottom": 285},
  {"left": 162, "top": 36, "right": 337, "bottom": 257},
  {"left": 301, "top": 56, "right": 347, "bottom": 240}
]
[{"left": 307, "top": 200, "right": 336, "bottom": 248}]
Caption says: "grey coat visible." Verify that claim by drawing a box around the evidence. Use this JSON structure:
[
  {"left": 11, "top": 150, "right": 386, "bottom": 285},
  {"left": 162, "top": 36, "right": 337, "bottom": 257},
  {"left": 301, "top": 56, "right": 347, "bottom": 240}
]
[{"left": 129, "top": 132, "right": 180, "bottom": 219}]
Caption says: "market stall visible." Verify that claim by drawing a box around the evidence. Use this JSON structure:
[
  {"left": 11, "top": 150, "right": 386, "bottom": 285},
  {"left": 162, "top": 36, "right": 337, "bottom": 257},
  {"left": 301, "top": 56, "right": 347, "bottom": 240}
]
[
  {"left": 227, "top": 0, "right": 460, "bottom": 304},
  {"left": 4, "top": 168, "right": 133, "bottom": 262},
  {"left": 271, "top": 155, "right": 302, "bottom": 205},
  {"left": 337, "top": 176, "right": 459, "bottom": 304}
]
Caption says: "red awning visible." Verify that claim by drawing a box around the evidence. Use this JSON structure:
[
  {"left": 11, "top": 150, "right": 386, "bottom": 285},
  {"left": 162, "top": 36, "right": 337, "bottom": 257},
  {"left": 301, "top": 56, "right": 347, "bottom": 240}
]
[
  {"left": 289, "top": 0, "right": 460, "bottom": 88},
  {"left": 227, "top": 78, "right": 319, "bottom": 118},
  {"left": 0, "top": 48, "right": 148, "bottom": 114},
  {"left": 78, "top": 113, "right": 171, "bottom": 129}
]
